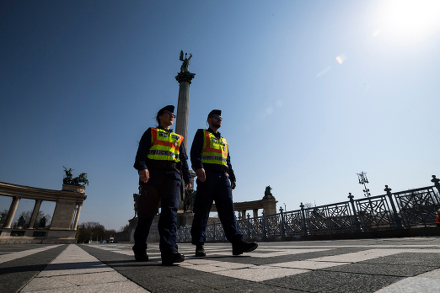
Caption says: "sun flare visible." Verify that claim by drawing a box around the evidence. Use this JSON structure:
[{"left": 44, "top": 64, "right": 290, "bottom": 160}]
[{"left": 375, "top": 0, "right": 440, "bottom": 44}]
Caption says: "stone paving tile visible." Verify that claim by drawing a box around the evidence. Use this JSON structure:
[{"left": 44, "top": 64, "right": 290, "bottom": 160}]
[
  {"left": 181, "top": 258, "right": 255, "bottom": 271},
  {"left": 373, "top": 277, "right": 440, "bottom": 293},
  {"left": 215, "top": 283, "right": 305, "bottom": 292},
  {"left": 210, "top": 248, "right": 331, "bottom": 258},
  {"left": 21, "top": 271, "right": 128, "bottom": 291},
  {"left": 20, "top": 244, "right": 149, "bottom": 293},
  {"left": 205, "top": 247, "right": 368, "bottom": 266},
  {"left": 308, "top": 249, "right": 405, "bottom": 263},
  {"left": 268, "top": 260, "right": 349, "bottom": 269},
  {"left": 324, "top": 262, "right": 437, "bottom": 277},
  {"left": 363, "top": 252, "right": 440, "bottom": 267},
  {"left": 417, "top": 268, "right": 440, "bottom": 279},
  {"left": 173, "top": 269, "right": 258, "bottom": 291},
  {"left": 216, "top": 266, "right": 310, "bottom": 282},
  {"left": 0, "top": 244, "right": 47, "bottom": 255},
  {"left": 21, "top": 281, "right": 151, "bottom": 293},
  {"left": 0, "top": 245, "right": 62, "bottom": 264},
  {"left": 0, "top": 245, "right": 67, "bottom": 293},
  {"left": 120, "top": 269, "right": 215, "bottom": 293},
  {"left": 262, "top": 270, "right": 403, "bottom": 293},
  {"left": 37, "top": 262, "right": 113, "bottom": 277}
]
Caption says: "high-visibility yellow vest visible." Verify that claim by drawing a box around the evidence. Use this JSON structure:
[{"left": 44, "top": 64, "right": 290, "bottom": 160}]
[
  {"left": 201, "top": 129, "right": 228, "bottom": 167},
  {"left": 147, "top": 128, "right": 182, "bottom": 162}
]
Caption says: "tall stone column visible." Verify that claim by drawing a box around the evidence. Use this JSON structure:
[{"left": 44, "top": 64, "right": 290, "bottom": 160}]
[
  {"left": 175, "top": 52, "right": 196, "bottom": 212},
  {"left": 175, "top": 71, "right": 195, "bottom": 149},
  {"left": 28, "top": 199, "right": 42, "bottom": 229},
  {"left": 3, "top": 196, "right": 21, "bottom": 229}
]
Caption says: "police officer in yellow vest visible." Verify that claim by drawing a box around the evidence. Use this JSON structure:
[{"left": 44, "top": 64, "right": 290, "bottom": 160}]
[
  {"left": 190, "top": 109, "right": 257, "bottom": 257},
  {"left": 133, "top": 105, "right": 192, "bottom": 265}
]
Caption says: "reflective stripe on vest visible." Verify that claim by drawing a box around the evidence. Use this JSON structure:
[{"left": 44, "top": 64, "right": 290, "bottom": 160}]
[
  {"left": 201, "top": 129, "right": 228, "bottom": 167},
  {"left": 147, "top": 128, "right": 183, "bottom": 162}
]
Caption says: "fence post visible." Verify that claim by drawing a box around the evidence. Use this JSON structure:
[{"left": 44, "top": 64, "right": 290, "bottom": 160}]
[
  {"left": 279, "top": 206, "right": 286, "bottom": 237},
  {"left": 432, "top": 175, "right": 440, "bottom": 196},
  {"left": 262, "top": 211, "right": 267, "bottom": 238},
  {"left": 247, "top": 213, "right": 251, "bottom": 239},
  {"left": 213, "top": 221, "right": 216, "bottom": 241},
  {"left": 300, "top": 202, "right": 308, "bottom": 236},
  {"left": 348, "top": 193, "right": 362, "bottom": 233},
  {"left": 385, "top": 185, "right": 403, "bottom": 229}
]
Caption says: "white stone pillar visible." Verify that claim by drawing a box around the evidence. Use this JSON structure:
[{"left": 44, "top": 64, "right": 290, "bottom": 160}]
[
  {"left": 72, "top": 203, "right": 82, "bottom": 230},
  {"left": 3, "top": 196, "right": 21, "bottom": 229},
  {"left": 253, "top": 209, "right": 259, "bottom": 218},
  {"left": 175, "top": 70, "right": 195, "bottom": 211},
  {"left": 241, "top": 210, "right": 246, "bottom": 219},
  {"left": 28, "top": 199, "right": 42, "bottom": 229}
]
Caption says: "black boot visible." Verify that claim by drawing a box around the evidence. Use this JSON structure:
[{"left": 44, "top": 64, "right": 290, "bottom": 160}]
[
  {"left": 162, "top": 251, "right": 185, "bottom": 265},
  {"left": 232, "top": 240, "right": 258, "bottom": 256},
  {"left": 195, "top": 244, "right": 206, "bottom": 257},
  {"left": 132, "top": 246, "right": 148, "bottom": 262},
  {"left": 134, "top": 253, "right": 149, "bottom": 262}
]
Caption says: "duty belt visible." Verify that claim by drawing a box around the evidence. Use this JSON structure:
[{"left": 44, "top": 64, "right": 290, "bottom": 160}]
[
  {"left": 147, "top": 160, "right": 181, "bottom": 170},
  {"left": 203, "top": 164, "right": 228, "bottom": 173}
]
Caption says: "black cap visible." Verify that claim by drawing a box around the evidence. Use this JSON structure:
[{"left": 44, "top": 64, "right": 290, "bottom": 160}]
[
  {"left": 158, "top": 105, "right": 175, "bottom": 115},
  {"left": 208, "top": 109, "right": 221, "bottom": 117}
]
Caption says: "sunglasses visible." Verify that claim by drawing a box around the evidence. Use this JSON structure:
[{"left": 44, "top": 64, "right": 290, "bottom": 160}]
[
  {"left": 164, "top": 111, "right": 176, "bottom": 118},
  {"left": 209, "top": 115, "right": 222, "bottom": 120}
]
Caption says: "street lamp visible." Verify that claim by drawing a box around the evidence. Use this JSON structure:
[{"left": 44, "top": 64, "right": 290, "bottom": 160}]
[{"left": 357, "top": 171, "right": 371, "bottom": 197}]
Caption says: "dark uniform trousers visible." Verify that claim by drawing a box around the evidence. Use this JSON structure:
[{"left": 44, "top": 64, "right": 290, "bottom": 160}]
[
  {"left": 133, "top": 169, "right": 181, "bottom": 258},
  {"left": 191, "top": 170, "right": 242, "bottom": 245}
]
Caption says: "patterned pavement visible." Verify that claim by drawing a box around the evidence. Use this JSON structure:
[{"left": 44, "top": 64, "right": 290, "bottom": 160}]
[{"left": 1, "top": 237, "right": 440, "bottom": 292}]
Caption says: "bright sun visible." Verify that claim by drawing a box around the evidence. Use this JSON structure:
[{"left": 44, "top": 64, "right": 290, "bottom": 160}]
[{"left": 375, "top": 0, "right": 440, "bottom": 45}]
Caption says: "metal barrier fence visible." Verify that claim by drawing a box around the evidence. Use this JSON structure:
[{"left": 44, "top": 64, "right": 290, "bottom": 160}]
[{"left": 176, "top": 175, "right": 440, "bottom": 242}]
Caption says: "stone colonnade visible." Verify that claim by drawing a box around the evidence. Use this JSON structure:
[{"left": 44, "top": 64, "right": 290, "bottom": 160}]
[
  {"left": 211, "top": 192, "right": 278, "bottom": 219},
  {"left": 0, "top": 182, "right": 87, "bottom": 244}
]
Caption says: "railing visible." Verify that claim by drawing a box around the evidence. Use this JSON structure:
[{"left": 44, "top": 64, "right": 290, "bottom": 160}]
[{"left": 176, "top": 175, "right": 440, "bottom": 242}]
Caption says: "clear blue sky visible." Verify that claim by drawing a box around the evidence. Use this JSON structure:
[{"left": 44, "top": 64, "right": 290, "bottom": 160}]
[{"left": 1, "top": 0, "right": 439, "bottom": 230}]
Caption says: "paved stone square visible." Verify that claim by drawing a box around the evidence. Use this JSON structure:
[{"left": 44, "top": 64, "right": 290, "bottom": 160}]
[{"left": 1, "top": 237, "right": 440, "bottom": 292}]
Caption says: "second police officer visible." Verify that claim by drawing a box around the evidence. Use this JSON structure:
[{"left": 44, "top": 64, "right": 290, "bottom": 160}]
[{"left": 190, "top": 109, "right": 258, "bottom": 257}]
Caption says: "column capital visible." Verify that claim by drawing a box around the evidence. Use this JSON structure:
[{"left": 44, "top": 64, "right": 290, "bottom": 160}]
[{"left": 175, "top": 71, "right": 196, "bottom": 84}]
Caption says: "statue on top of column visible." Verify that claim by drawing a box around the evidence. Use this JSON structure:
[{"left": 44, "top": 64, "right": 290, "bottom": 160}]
[
  {"left": 63, "top": 167, "right": 89, "bottom": 186},
  {"left": 179, "top": 50, "right": 192, "bottom": 73},
  {"left": 263, "top": 185, "right": 274, "bottom": 200},
  {"left": 176, "top": 50, "right": 195, "bottom": 83},
  {"left": 265, "top": 186, "right": 272, "bottom": 195}
]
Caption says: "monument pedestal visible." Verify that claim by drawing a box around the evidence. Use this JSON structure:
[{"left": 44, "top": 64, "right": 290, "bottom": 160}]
[{"left": 177, "top": 212, "right": 194, "bottom": 228}]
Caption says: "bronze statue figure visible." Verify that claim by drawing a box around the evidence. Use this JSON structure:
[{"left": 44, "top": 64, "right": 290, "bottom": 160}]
[
  {"left": 265, "top": 185, "right": 272, "bottom": 195},
  {"left": 63, "top": 167, "right": 89, "bottom": 186},
  {"left": 179, "top": 50, "right": 192, "bottom": 73},
  {"left": 63, "top": 166, "right": 74, "bottom": 184},
  {"left": 183, "top": 188, "right": 196, "bottom": 213}
]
